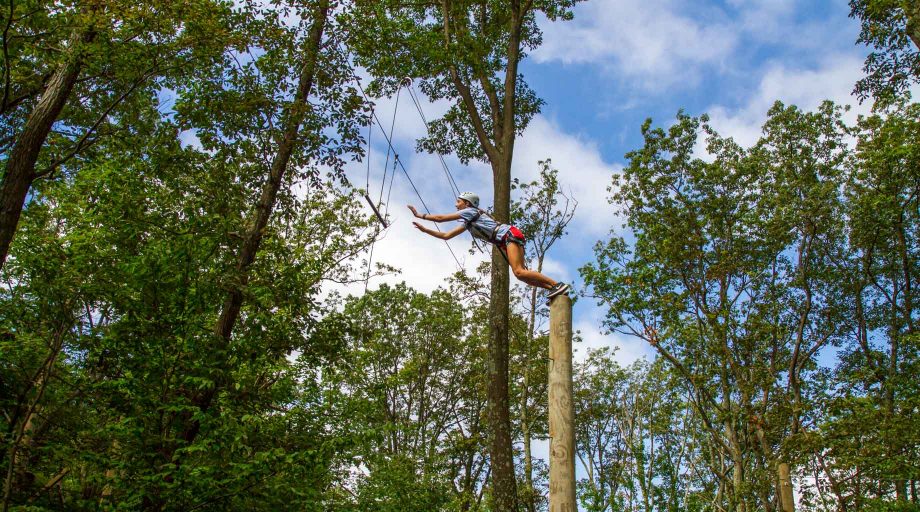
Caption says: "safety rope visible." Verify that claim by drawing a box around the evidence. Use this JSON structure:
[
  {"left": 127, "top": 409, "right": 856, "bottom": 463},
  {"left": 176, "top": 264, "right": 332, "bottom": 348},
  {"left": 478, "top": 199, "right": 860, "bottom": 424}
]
[
  {"left": 384, "top": 154, "right": 399, "bottom": 218},
  {"left": 407, "top": 83, "right": 461, "bottom": 197},
  {"left": 377, "top": 85, "right": 402, "bottom": 210},
  {"left": 364, "top": 107, "right": 373, "bottom": 192},
  {"left": 350, "top": 73, "right": 465, "bottom": 272}
]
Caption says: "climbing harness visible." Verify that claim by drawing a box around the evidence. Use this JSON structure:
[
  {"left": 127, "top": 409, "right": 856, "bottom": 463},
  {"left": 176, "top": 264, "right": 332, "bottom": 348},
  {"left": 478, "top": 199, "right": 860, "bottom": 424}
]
[{"left": 462, "top": 207, "right": 528, "bottom": 268}]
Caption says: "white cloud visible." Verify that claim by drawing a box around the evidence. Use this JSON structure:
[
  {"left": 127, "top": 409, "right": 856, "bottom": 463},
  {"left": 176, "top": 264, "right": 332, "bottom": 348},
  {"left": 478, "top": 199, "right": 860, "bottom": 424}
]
[
  {"left": 534, "top": 0, "right": 737, "bottom": 89},
  {"left": 532, "top": 0, "right": 863, "bottom": 96},
  {"left": 705, "top": 54, "right": 868, "bottom": 149},
  {"left": 512, "top": 115, "right": 621, "bottom": 240},
  {"left": 727, "top": 0, "right": 797, "bottom": 42}
]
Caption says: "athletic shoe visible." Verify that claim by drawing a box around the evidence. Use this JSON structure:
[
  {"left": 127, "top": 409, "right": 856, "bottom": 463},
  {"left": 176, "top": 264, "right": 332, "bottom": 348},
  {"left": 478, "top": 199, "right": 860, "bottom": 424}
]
[{"left": 547, "top": 282, "right": 570, "bottom": 300}]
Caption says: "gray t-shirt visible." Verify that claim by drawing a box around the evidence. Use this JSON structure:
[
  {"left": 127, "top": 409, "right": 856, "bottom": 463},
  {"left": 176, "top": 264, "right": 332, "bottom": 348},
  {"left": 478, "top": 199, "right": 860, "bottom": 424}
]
[{"left": 458, "top": 207, "right": 510, "bottom": 243}]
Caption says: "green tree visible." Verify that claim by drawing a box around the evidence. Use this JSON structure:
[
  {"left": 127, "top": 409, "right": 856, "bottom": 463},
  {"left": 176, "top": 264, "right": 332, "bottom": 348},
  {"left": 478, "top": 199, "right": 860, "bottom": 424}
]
[
  {"left": 316, "top": 282, "right": 492, "bottom": 511},
  {"left": 574, "top": 348, "right": 700, "bottom": 512},
  {"left": 0, "top": 0, "right": 232, "bottom": 270},
  {"left": 0, "top": 0, "right": 377, "bottom": 508},
  {"left": 582, "top": 102, "right": 853, "bottom": 512},
  {"left": 573, "top": 348, "right": 632, "bottom": 512},
  {"left": 343, "top": 3, "right": 580, "bottom": 507},
  {"left": 802, "top": 101, "right": 920, "bottom": 510},
  {"left": 850, "top": 0, "right": 920, "bottom": 103}
]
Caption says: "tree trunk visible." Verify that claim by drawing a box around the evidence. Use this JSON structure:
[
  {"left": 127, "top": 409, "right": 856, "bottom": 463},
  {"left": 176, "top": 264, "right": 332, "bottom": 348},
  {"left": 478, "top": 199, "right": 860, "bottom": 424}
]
[
  {"left": 777, "top": 462, "right": 794, "bottom": 512},
  {"left": 488, "top": 162, "right": 517, "bottom": 509},
  {"left": 0, "top": 27, "right": 94, "bottom": 270},
  {"left": 177, "top": 0, "right": 329, "bottom": 457},
  {"left": 906, "top": 2, "right": 920, "bottom": 51},
  {"left": 726, "top": 418, "right": 746, "bottom": 512}
]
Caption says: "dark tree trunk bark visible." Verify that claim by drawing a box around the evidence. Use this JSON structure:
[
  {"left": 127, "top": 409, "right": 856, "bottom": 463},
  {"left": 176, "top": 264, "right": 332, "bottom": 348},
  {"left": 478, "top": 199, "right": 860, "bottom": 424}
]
[
  {"left": 0, "top": 28, "right": 94, "bottom": 270},
  {"left": 488, "top": 156, "right": 516, "bottom": 511}
]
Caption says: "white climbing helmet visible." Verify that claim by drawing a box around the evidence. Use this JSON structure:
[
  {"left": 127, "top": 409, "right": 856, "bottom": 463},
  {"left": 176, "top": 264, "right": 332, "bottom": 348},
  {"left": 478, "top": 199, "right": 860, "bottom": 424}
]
[{"left": 458, "top": 192, "right": 480, "bottom": 208}]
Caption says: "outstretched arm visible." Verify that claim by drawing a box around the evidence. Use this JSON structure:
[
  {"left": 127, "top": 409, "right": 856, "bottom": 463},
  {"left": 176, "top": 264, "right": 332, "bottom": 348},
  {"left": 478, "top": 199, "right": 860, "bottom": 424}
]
[
  {"left": 408, "top": 205, "right": 462, "bottom": 222},
  {"left": 412, "top": 222, "right": 466, "bottom": 240}
]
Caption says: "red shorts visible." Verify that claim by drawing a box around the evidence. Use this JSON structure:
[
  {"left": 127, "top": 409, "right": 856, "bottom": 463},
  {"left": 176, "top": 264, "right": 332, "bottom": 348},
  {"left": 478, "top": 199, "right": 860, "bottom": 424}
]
[{"left": 498, "top": 226, "right": 526, "bottom": 248}]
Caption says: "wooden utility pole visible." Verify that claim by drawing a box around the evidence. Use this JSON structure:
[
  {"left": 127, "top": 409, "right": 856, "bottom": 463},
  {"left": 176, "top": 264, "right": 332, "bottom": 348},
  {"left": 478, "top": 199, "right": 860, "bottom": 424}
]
[{"left": 548, "top": 295, "right": 575, "bottom": 512}]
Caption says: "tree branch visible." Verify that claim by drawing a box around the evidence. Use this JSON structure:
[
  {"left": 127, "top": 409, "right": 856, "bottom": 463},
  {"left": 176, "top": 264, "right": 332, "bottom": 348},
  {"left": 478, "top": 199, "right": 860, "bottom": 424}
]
[
  {"left": 452, "top": 4, "right": 502, "bottom": 136},
  {"left": 1, "top": 0, "right": 14, "bottom": 111},
  {"left": 499, "top": 0, "right": 528, "bottom": 156},
  {"left": 34, "top": 68, "right": 154, "bottom": 179},
  {"left": 26, "top": 468, "right": 69, "bottom": 503},
  {"left": 440, "top": 0, "right": 498, "bottom": 162}
]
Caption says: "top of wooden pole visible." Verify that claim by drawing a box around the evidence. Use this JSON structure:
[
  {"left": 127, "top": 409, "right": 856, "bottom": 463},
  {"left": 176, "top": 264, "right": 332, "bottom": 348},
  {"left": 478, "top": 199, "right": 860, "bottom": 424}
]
[{"left": 548, "top": 295, "right": 572, "bottom": 361}]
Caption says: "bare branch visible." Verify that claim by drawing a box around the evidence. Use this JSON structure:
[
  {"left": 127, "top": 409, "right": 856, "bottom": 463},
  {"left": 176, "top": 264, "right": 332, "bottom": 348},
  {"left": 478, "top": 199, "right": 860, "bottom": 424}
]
[{"left": 451, "top": 7, "right": 502, "bottom": 135}]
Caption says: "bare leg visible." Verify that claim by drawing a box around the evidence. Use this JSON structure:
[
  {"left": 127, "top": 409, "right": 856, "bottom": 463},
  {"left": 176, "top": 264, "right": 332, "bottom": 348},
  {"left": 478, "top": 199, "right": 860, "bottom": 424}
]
[{"left": 504, "top": 243, "right": 556, "bottom": 290}]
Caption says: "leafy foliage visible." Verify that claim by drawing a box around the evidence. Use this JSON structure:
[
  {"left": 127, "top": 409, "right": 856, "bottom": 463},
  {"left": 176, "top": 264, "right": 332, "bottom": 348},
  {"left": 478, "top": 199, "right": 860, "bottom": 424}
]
[
  {"left": 2, "top": 1, "right": 919, "bottom": 511},
  {"left": 850, "top": 0, "right": 920, "bottom": 103}
]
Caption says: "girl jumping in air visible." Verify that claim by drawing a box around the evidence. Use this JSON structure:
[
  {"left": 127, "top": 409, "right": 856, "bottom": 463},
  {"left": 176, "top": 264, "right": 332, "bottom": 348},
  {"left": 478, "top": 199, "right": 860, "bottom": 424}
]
[{"left": 408, "top": 192, "right": 570, "bottom": 299}]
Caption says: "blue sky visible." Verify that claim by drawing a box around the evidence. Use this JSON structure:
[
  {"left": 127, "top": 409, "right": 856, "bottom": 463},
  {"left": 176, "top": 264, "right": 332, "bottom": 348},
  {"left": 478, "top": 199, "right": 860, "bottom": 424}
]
[
  {"left": 347, "top": 0, "right": 876, "bottom": 366},
  {"left": 527, "top": 0, "right": 865, "bottom": 159},
  {"left": 301, "top": 1, "right": 890, "bottom": 502}
]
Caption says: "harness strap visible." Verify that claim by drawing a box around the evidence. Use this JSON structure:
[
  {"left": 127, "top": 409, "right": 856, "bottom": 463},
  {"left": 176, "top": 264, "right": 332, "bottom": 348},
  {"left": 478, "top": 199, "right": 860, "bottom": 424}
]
[
  {"left": 466, "top": 208, "right": 504, "bottom": 244},
  {"left": 466, "top": 209, "right": 524, "bottom": 269}
]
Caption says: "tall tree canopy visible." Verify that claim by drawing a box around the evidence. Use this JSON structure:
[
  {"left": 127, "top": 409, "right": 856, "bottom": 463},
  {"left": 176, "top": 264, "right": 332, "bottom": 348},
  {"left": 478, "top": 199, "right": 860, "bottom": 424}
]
[
  {"left": 0, "top": 0, "right": 233, "bottom": 269},
  {"left": 850, "top": 0, "right": 920, "bottom": 103},
  {"left": 342, "top": 1, "right": 579, "bottom": 509}
]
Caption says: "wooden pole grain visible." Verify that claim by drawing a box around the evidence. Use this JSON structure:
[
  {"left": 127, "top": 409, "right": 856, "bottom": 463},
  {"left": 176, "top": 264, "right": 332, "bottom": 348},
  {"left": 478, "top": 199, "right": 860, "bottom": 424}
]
[{"left": 548, "top": 295, "right": 575, "bottom": 512}]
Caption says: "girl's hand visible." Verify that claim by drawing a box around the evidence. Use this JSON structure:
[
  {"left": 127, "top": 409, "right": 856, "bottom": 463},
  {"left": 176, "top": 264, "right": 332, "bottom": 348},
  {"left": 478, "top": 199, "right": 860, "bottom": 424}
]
[
  {"left": 412, "top": 221, "right": 426, "bottom": 232},
  {"left": 407, "top": 205, "right": 420, "bottom": 217}
]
